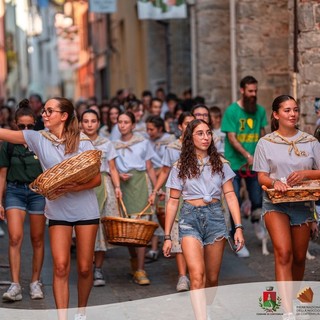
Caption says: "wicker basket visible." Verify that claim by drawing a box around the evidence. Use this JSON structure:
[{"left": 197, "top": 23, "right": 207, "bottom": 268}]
[
  {"left": 263, "top": 180, "right": 320, "bottom": 204},
  {"left": 29, "top": 150, "right": 102, "bottom": 200},
  {"left": 102, "top": 199, "right": 158, "bottom": 247}
]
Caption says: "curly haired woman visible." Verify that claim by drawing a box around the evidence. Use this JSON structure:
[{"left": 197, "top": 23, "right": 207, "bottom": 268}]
[{"left": 163, "top": 119, "right": 244, "bottom": 320}]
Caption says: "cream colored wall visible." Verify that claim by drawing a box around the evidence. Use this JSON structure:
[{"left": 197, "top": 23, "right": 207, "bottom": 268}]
[{"left": 109, "top": 0, "right": 147, "bottom": 98}]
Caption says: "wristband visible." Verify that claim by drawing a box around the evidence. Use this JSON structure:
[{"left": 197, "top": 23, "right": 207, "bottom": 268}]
[
  {"left": 115, "top": 186, "right": 120, "bottom": 189},
  {"left": 164, "top": 235, "right": 171, "bottom": 240},
  {"left": 235, "top": 224, "right": 244, "bottom": 230}
]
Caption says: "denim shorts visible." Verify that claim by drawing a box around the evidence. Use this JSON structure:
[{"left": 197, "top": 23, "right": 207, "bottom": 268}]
[
  {"left": 178, "top": 201, "right": 228, "bottom": 246},
  {"left": 5, "top": 181, "right": 45, "bottom": 214},
  {"left": 262, "top": 192, "right": 316, "bottom": 226}
]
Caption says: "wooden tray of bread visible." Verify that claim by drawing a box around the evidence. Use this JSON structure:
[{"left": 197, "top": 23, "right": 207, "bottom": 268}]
[{"left": 263, "top": 180, "right": 320, "bottom": 203}]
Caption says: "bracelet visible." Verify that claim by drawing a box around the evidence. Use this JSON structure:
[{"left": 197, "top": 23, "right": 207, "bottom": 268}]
[
  {"left": 164, "top": 235, "right": 171, "bottom": 241},
  {"left": 235, "top": 224, "right": 244, "bottom": 230},
  {"left": 152, "top": 189, "right": 158, "bottom": 195},
  {"left": 246, "top": 154, "right": 251, "bottom": 159},
  {"left": 115, "top": 186, "right": 120, "bottom": 189}
]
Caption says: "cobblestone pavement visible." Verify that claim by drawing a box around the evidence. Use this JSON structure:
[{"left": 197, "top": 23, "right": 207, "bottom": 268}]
[{"left": 0, "top": 216, "right": 319, "bottom": 311}]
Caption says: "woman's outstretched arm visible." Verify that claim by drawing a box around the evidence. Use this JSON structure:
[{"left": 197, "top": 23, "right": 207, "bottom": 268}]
[{"left": 0, "top": 129, "right": 26, "bottom": 145}]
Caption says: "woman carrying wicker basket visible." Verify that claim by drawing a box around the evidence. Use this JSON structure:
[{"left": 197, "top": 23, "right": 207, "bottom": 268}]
[
  {"left": 163, "top": 119, "right": 244, "bottom": 320},
  {"left": 113, "top": 111, "right": 157, "bottom": 285},
  {"left": 145, "top": 115, "right": 176, "bottom": 261},
  {"left": 0, "top": 97, "right": 101, "bottom": 320},
  {"left": 253, "top": 95, "right": 320, "bottom": 320},
  {"left": 0, "top": 100, "right": 46, "bottom": 302},
  {"left": 148, "top": 111, "right": 194, "bottom": 292},
  {"left": 80, "top": 109, "right": 122, "bottom": 287}
]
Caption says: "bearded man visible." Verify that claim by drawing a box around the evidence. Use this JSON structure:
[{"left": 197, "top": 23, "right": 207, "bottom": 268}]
[{"left": 221, "top": 75, "right": 267, "bottom": 258}]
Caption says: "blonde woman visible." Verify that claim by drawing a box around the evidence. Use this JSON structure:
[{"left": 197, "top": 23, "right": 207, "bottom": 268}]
[{"left": 0, "top": 97, "right": 101, "bottom": 320}]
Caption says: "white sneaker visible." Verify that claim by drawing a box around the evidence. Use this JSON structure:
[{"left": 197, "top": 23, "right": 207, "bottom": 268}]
[
  {"left": 236, "top": 245, "right": 250, "bottom": 258},
  {"left": 93, "top": 268, "right": 105, "bottom": 287},
  {"left": 145, "top": 250, "right": 159, "bottom": 261},
  {"left": 176, "top": 275, "right": 190, "bottom": 292},
  {"left": 29, "top": 280, "right": 44, "bottom": 299},
  {"left": 74, "top": 314, "right": 86, "bottom": 320},
  {"left": 2, "top": 283, "right": 22, "bottom": 302}
]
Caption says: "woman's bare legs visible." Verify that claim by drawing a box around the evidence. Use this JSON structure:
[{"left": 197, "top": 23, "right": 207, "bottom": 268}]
[
  {"left": 181, "top": 237, "right": 206, "bottom": 320},
  {"left": 49, "top": 225, "right": 73, "bottom": 310},
  {"left": 74, "top": 224, "right": 98, "bottom": 310},
  {"left": 265, "top": 212, "right": 311, "bottom": 314},
  {"left": 6, "top": 209, "right": 26, "bottom": 283},
  {"left": 29, "top": 214, "right": 46, "bottom": 282}
]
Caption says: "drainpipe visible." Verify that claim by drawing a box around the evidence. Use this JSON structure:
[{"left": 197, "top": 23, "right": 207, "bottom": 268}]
[
  {"left": 292, "top": 0, "right": 298, "bottom": 100},
  {"left": 189, "top": 1, "right": 197, "bottom": 96},
  {"left": 106, "top": 13, "right": 111, "bottom": 100},
  {"left": 230, "top": 0, "right": 237, "bottom": 102}
]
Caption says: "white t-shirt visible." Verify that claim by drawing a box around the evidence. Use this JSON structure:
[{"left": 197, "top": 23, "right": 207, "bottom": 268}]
[
  {"left": 161, "top": 140, "right": 181, "bottom": 167},
  {"left": 23, "top": 130, "right": 99, "bottom": 222},
  {"left": 253, "top": 130, "right": 320, "bottom": 180},
  {"left": 93, "top": 137, "right": 117, "bottom": 173},
  {"left": 113, "top": 138, "right": 155, "bottom": 173},
  {"left": 166, "top": 158, "right": 235, "bottom": 201},
  {"left": 149, "top": 133, "right": 176, "bottom": 169}
]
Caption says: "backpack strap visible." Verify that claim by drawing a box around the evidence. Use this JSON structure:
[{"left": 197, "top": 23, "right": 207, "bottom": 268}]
[{"left": 7, "top": 142, "right": 15, "bottom": 160}]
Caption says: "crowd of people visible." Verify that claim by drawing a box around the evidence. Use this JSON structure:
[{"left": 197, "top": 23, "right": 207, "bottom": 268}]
[{"left": 0, "top": 76, "right": 319, "bottom": 320}]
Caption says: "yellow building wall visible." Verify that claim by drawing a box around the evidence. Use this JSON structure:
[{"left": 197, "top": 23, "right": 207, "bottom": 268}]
[{"left": 109, "top": 0, "right": 147, "bottom": 98}]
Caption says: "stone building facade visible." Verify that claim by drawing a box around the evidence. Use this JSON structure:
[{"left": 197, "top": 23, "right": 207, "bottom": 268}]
[
  {"left": 2, "top": 0, "right": 319, "bottom": 133},
  {"left": 195, "top": 0, "right": 319, "bottom": 131},
  {"left": 293, "top": 0, "right": 320, "bottom": 131},
  {"left": 196, "top": 0, "right": 290, "bottom": 125},
  {"left": 102, "top": 0, "right": 320, "bottom": 131}
]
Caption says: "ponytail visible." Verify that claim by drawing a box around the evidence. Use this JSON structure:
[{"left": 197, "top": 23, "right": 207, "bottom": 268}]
[
  {"left": 64, "top": 114, "right": 80, "bottom": 154},
  {"left": 270, "top": 114, "right": 279, "bottom": 132},
  {"left": 49, "top": 98, "right": 80, "bottom": 154}
]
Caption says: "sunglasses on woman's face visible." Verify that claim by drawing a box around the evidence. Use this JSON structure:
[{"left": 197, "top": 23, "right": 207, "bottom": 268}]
[{"left": 17, "top": 124, "right": 35, "bottom": 130}]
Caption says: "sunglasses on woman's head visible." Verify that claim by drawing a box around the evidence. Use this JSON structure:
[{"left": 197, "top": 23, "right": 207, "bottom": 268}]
[{"left": 17, "top": 124, "right": 35, "bottom": 130}]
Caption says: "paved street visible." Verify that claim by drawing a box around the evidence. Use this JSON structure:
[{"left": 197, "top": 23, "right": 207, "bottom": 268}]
[{"left": 0, "top": 216, "right": 319, "bottom": 311}]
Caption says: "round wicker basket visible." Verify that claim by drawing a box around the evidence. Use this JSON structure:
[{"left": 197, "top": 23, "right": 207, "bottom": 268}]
[
  {"left": 102, "top": 216, "right": 158, "bottom": 247},
  {"left": 102, "top": 199, "right": 158, "bottom": 247},
  {"left": 29, "top": 150, "right": 102, "bottom": 200}
]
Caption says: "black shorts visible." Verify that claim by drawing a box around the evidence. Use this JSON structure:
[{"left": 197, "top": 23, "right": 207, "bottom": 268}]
[{"left": 48, "top": 218, "right": 100, "bottom": 227}]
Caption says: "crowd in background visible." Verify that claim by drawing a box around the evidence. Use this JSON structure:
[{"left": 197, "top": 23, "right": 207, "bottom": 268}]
[{"left": 0, "top": 82, "right": 319, "bottom": 320}]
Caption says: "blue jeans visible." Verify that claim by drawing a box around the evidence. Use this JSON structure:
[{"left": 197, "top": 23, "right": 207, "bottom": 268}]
[{"left": 230, "top": 170, "right": 263, "bottom": 235}]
